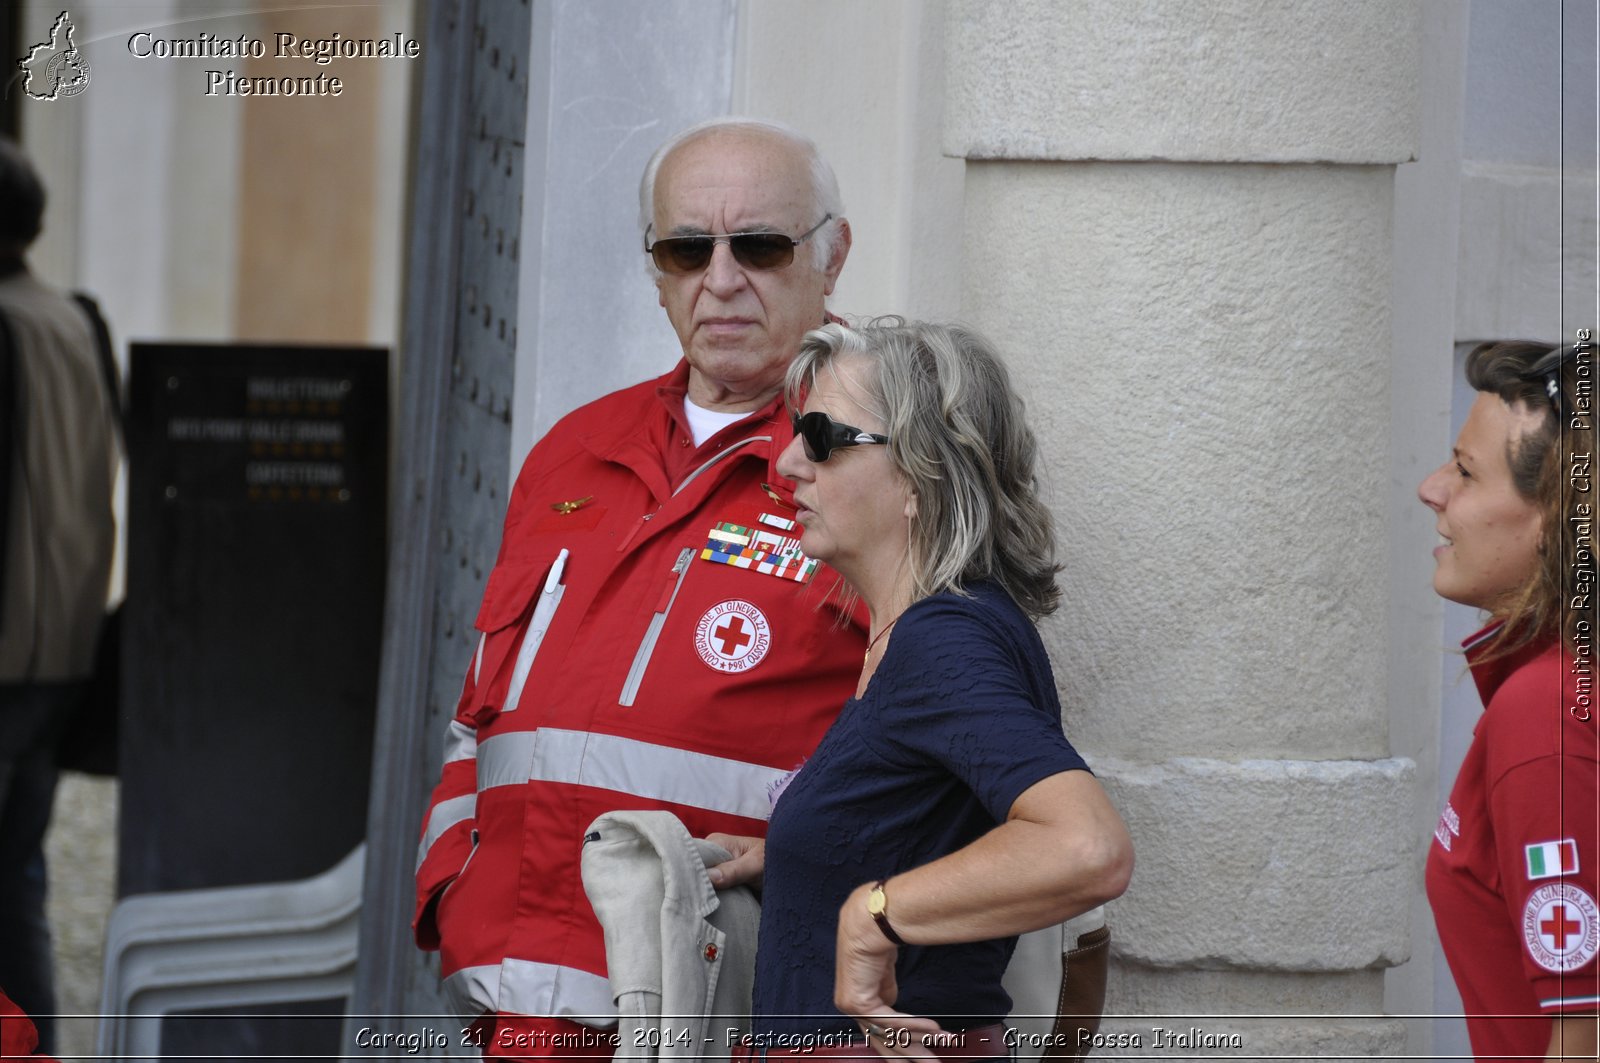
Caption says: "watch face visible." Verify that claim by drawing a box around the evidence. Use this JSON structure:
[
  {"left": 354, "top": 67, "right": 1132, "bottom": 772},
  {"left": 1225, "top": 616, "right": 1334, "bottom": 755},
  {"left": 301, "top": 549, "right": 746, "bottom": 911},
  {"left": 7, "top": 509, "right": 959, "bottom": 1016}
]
[{"left": 868, "top": 887, "right": 887, "bottom": 916}]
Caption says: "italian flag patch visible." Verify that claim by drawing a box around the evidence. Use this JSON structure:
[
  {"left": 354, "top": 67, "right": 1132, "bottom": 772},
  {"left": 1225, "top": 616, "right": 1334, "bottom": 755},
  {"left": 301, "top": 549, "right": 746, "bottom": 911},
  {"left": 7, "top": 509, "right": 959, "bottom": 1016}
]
[{"left": 1526, "top": 839, "right": 1580, "bottom": 880}]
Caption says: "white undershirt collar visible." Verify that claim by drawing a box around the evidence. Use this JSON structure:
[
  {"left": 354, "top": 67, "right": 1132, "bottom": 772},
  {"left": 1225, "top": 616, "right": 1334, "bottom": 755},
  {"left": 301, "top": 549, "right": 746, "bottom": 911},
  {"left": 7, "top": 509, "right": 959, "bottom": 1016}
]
[{"left": 683, "top": 396, "right": 748, "bottom": 447}]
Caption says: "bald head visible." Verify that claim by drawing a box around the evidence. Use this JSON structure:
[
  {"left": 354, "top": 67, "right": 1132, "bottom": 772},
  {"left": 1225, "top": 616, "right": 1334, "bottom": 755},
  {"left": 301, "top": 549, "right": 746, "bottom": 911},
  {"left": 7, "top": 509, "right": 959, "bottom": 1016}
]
[
  {"left": 639, "top": 117, "right": 845, "bottom": 271},
  {"left": 644, "top": 119, "right": 852, "bottom": 412}
]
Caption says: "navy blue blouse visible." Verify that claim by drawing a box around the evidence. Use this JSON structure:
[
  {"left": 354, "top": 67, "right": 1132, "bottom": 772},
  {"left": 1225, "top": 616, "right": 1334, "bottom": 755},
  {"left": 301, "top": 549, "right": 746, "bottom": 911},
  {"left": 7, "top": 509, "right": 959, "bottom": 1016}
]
[{"left": 750, "top": 582, "right": 1089, "bottom": 1037}]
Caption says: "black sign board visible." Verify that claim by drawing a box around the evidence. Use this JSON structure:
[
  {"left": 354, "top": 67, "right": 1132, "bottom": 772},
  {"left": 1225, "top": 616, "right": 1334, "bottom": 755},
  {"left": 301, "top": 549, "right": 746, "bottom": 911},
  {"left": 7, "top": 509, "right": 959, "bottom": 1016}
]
[{"left": 122, "top": 344, "right": 387, "bottom": 896}]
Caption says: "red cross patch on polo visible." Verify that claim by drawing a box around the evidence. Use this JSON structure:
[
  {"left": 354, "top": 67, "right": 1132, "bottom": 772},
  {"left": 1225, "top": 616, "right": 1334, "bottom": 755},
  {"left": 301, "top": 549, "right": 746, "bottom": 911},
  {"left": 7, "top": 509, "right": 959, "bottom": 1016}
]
[
  {"left": 1524, "top": 883, "right": 1600, "bottom": 972},
  {"left": 694, "top": 600, "right": 771, "bottom": 674}
]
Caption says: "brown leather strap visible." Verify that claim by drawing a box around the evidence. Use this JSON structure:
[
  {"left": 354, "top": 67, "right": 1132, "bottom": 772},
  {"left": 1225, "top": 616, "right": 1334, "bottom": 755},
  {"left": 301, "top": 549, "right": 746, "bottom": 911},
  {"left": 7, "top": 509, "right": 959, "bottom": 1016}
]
[{"left": 1041, "top": 923, "right": 1111, "bottom": 1061}]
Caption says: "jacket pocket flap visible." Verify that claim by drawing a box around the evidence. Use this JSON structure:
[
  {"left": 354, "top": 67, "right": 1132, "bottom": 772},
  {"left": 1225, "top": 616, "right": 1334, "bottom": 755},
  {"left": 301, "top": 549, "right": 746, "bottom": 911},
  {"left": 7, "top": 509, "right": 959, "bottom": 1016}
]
[{"left": 474, "top": 560, "right": 551, "bottom": 632}]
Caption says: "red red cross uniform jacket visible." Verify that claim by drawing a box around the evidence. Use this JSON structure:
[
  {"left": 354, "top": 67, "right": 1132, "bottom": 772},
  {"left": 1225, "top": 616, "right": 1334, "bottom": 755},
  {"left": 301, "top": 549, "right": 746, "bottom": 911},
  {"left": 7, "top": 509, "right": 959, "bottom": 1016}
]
[
  {"left": 413, "top": 363, "right": 865, "bottom": 1023},
  {"left": 1427, "top": 623, "right": 1600, "bottom": 1061},
  {"left": 0, "top": 988, "right": 57, "bottom": 1062}
]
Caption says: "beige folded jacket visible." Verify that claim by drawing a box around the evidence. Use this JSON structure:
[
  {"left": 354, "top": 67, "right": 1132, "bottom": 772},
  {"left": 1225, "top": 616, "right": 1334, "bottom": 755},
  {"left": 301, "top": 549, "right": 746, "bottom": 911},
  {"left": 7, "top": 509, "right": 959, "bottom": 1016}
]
[{"left": 581, "top": 810, "right": 762, "bottom": 1062}]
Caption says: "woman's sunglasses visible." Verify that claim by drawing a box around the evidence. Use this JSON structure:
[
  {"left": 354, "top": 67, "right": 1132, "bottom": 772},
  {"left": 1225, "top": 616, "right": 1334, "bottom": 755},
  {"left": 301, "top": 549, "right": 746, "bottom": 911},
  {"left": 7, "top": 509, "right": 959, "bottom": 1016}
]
[
  {"left": 646, "top": 214, "right": 832, "bottom": 275},
  {"left": 1523, "top": 339, "right": 1596, "bottom": 414},
  {"left": 792, "top": 411, "right": 889, "bottom": 462}
]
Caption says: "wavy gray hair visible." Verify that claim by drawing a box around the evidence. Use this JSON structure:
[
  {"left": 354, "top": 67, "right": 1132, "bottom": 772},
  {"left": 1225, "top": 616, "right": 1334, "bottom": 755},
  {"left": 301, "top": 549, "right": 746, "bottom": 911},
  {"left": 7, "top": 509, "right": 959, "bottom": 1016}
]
[
  {"left": 638, "top": 116, "right": 845, "bottom": 274},
  {"left": 785, "top": 319, "right": 1061, "bottom": 618}
]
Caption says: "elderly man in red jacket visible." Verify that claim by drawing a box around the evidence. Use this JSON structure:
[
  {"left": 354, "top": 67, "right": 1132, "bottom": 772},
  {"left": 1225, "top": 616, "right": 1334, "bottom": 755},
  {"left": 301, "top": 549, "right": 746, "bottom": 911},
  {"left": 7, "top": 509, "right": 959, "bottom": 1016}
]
[{"left": 414, "top": 117, "right": 865, "bottom": 1059}]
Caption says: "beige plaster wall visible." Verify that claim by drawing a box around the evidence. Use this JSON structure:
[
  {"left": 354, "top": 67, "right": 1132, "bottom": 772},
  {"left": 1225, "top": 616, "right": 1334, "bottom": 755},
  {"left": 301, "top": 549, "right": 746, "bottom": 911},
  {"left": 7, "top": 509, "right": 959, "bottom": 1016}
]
[
  {"left": 945, "top": 1, "right": 1422, "bottom": 1051},
  {"left": 734, "top": 0, "right": 965, "bottom": 323}
]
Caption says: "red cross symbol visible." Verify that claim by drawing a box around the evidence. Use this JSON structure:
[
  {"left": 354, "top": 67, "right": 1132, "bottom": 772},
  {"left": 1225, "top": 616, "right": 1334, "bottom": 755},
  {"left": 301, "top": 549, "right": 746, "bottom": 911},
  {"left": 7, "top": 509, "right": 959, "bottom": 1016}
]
[
  {"left": 714, "top": 617, "right": 752, "bottom": 656},
  {"left": 1543, "top": 904, "right": 1582, "bottom": 950}
]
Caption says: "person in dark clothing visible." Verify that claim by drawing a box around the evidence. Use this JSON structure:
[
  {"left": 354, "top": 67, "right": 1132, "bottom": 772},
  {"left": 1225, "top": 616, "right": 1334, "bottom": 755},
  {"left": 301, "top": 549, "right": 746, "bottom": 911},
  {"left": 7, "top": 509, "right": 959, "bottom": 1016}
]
[
  {"left": 710, "top": 321, "right": 1133, "bottom": 1059},
  {"left": 0, "top": 136, "right": 117, "bottom": 1055}
]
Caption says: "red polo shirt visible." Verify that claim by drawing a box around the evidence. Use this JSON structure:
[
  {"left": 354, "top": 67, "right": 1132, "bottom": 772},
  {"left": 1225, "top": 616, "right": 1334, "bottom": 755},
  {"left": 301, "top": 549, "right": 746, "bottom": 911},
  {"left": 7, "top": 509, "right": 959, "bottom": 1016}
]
[{"left": 1427, "top": 623, "right": 1600, "bottom": 1061}]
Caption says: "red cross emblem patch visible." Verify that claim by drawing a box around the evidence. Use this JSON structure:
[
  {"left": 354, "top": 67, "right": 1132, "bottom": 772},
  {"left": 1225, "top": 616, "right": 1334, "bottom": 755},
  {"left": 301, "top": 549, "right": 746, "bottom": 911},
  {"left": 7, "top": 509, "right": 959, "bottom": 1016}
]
[
  {"left": 694, "top": 600, "right": 772, "bottom": 674},
  {"left": 1524, "top": 882, "right": 1600, "bottom": 972}
]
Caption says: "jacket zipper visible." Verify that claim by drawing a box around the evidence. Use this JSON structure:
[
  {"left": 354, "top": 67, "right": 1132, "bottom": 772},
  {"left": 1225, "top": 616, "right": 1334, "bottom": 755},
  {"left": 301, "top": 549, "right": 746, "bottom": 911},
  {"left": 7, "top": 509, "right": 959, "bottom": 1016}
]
[
  {"left": 503, "top": 549, "right": 569, "bottom": 713},
  {"left": 676, "top": 436, "right": 768, "bottom": 495},
  {"left": 615, "top": 435, "right": 772, "bottom": 706},
  {"left": 615, "top": 437, "right": 770, "bottom": 554},
  {"left": 618, "top": 547, "right": 694, "bottom": 706}
]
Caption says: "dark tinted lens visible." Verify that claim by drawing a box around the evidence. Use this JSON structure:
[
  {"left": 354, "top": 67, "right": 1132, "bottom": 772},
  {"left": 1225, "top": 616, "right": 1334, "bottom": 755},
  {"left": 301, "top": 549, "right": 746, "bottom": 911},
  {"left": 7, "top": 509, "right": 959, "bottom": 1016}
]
[
  {"left": 795, "top": 412, "right": 833, "bottom": 462},
  {"left": 729, "top": 233, "right": 795, "bottom": 271},
  {"left": 652, "top": 237, "right": 714, "bottom": 274}
]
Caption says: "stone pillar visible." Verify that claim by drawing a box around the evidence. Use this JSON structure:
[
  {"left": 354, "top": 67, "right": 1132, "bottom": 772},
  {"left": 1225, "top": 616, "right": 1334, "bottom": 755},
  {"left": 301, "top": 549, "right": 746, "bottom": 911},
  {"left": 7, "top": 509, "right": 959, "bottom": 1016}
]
[{"left": 946, "top": 3, "right": 1420, "bottom": 1055}]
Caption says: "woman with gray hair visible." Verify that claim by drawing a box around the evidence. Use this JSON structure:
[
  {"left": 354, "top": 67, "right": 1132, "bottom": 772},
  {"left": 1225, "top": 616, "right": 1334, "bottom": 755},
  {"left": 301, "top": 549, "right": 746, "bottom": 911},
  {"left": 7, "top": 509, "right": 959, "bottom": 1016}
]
[{"left": 710, "top": 320, "right": 1132, "bottom": 1060}]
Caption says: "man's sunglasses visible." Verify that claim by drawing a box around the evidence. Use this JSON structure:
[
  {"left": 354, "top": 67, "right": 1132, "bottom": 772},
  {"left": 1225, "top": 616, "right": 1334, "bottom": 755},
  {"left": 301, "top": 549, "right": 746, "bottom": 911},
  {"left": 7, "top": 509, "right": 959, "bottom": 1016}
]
[
  {"left": 792, "top": 411, "right": 889, "bottom": 462},
  {"left": 646, "top": 214, "right": 832, "bottom": 275}
]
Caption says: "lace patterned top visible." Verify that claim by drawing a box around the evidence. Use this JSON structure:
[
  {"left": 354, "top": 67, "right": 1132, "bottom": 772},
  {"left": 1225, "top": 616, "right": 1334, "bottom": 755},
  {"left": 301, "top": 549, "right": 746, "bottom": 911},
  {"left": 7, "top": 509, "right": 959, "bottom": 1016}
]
[{"left": 751, "top": 581, "right": 1089, "bottom": 1038}]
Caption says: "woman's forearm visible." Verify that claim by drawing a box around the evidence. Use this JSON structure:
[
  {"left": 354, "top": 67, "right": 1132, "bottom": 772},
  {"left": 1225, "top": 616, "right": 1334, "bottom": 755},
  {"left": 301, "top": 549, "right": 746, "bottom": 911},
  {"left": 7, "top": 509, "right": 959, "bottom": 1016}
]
[
  {"left": 840, "top": 769, "right": 1132, "bottom": 948},
  {"left": 831, "top": 769, "right": 1132, "bottom": 1031}
]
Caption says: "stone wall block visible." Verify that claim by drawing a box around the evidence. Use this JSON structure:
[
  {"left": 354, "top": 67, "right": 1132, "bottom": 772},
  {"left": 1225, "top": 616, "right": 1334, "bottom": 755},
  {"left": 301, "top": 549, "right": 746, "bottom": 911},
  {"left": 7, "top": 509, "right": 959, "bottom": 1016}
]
[
  {"left": 1455, "top": 162, "right": 1600, "bottom": 341},
  {"left": 962, "top": 162, "right": 1393, "bottom": 759},
  {"left": 945, "top": 0, "right": 1420, "bottom": 164},
  {"left": 1094, "top": 756, "right": 1414, "bottom": 969},
  {"left": 1108, "top": 962, "right": 1385, "bottom": 1013}
]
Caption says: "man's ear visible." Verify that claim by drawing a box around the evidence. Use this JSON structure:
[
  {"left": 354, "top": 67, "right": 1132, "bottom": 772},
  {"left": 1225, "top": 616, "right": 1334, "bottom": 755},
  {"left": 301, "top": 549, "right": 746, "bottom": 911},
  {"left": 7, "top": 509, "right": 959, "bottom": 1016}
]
[{"left": 821, "top": 218, "right": 852, "bottom": 297}]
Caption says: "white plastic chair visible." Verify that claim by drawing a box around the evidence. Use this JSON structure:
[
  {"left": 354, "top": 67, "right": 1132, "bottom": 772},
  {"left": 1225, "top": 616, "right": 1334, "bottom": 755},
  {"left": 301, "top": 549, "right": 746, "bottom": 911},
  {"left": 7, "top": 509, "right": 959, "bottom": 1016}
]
[{"left": 95, "top": 844, "right": 365, "bottom": 1060}]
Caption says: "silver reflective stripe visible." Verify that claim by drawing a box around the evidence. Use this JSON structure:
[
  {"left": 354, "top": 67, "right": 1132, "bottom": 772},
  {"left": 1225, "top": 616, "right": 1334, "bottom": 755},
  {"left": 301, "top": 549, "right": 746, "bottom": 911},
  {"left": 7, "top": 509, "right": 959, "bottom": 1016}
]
[
  {"left": 443, "top": 720, "right": 477, "bottom": 764},
  {"left": 614, "top": 438, "right": 770, "bottom": 707},
  {"left": 441, "top": 959, "right": 617, "bottom": 1024},
  {"left": 504, "top": 549, "right": 569, "bottom": 714},
  {"left": 478, "top": 732, "right": 536, "bottom": 791},
  {"left": 618, "top": 547, "right": 694, "bottom": 707},
  {"left": 443, "top": 963, "right": 501, "bottom": 1023},
  {"left": 417, "top": 793, "right": 476, "bottom": 871},
  {"left": 477, "top": 729, "right": 784, "bottom": 821},
  {"left": 499, "top": 958, "right": 617, "bottom": 1022}
]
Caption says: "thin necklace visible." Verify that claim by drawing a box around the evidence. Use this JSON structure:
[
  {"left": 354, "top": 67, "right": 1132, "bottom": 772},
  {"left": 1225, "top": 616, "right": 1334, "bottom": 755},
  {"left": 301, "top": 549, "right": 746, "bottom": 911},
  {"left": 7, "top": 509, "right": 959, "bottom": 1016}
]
[{"left": 864, "top": 614, "right": 903, "bottom": 667}]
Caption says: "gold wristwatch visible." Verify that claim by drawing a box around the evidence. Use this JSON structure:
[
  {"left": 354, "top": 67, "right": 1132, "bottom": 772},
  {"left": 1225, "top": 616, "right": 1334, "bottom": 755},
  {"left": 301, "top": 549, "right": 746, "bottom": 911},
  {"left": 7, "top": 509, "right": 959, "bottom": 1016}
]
[{"left": 867, "top": 880, "right": 905, "bottom": 945}]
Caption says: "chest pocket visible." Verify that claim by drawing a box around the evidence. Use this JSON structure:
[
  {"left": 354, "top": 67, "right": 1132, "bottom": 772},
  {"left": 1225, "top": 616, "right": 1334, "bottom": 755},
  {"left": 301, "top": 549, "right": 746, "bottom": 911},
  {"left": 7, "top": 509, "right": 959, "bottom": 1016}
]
[{"left": 464, "top": 551, "right": 568, "bottom": 726}]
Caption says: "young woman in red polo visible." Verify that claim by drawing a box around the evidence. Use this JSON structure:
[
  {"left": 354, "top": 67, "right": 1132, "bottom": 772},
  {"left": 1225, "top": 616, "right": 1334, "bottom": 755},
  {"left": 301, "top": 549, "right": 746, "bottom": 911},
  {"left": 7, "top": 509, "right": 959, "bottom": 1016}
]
[{"left": 1419, "top": 337, "right": 1599, "bottom": 1061}]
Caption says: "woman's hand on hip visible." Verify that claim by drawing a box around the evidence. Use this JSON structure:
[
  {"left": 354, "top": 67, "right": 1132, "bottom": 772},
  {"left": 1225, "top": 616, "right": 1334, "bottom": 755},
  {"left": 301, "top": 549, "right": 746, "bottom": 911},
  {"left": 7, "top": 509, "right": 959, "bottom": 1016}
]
[{"left": 835, "top": 881, "right": 943, "bottom": 1061}]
